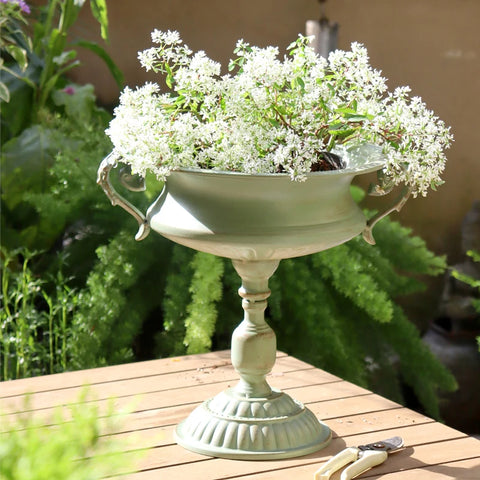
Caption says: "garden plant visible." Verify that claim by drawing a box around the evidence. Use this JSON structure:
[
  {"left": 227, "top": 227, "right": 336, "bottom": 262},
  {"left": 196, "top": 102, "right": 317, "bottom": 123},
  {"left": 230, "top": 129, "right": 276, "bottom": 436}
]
[{"left": 0, "top": 390, "right": 143, "bottom": 480}]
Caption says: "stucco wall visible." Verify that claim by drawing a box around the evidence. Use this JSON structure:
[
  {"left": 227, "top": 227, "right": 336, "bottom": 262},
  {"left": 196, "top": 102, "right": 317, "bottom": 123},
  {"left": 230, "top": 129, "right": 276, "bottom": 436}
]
[{"left": 65, "top": 0, "right": 478, "bottom": 294}]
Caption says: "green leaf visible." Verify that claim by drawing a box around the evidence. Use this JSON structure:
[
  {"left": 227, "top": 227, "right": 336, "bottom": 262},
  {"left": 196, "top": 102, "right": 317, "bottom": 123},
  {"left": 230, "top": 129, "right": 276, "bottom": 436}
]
[
  {"left": 75, "top": 40, "right": 124, "bottom": 89},
  {"left": 47, "top": 28, "right": 67, "bottom": 60},
  {"left": 346, "top": 115, "right": 368, "bottom": 122},
  {"left": 32, "top": 21, "right": 45, "bottom": 53},
  {"left": 467, "top": 250, "right": 480, "bottom": 263},
  {"left": 0, "top": 81, "right": 10, "bottom": 102},
  {"left": 90, "top": 0, "right": 109, "bottom": 41},
  {"left": 335, "top": 106, "right": 357, "bottom": 115},
  {"left": 1, "top": 125, "right": 56, "bottom": 209},
  {"left": 286, "top": 40, "right": 298, "bottom": 51},
  {"left": 5, "top": 45, "right": 28, "bottom": 72},
  {"left": 350, "top": 185, "right": 366, "bottom": 203},
  {"left": 53, "top": 50, "right": 77, "bottom": 66},
  {"left": 52, "top": 83, "right": 96, "bottom": 123},
  {"left": 268, "top": 117, "right": 280, "bottom": 127},
  {"left": 62, "top": 1, "right": 82, "bottom": 31}
]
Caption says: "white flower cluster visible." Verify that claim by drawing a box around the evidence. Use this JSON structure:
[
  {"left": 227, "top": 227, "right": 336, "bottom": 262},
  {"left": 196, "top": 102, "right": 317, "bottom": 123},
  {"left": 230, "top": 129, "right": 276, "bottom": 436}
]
[{"left": 107, "top": 31, "right": 452, "bottom": 197}]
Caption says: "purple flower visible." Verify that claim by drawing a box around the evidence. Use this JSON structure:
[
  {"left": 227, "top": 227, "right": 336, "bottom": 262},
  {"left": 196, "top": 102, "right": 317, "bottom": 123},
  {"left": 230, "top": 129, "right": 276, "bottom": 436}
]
[
  {"left": 0, "top": 0, "right": 30, "bottom": 14},
  {"left": 18, "top": 0, "right": 30, "bottom": 13},
  {"left": 63, "top": 86, "right": 75, "bottom": 95}
]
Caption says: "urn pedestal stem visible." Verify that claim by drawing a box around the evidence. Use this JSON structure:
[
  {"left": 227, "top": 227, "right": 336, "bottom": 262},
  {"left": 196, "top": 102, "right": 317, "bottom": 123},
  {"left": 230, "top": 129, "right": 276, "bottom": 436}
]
[
  {"left": 231, "top": 259, "right": 278, "bottom": 399},
  {"left": 174, "top": 258, "right": 332, "bottom": 459}
]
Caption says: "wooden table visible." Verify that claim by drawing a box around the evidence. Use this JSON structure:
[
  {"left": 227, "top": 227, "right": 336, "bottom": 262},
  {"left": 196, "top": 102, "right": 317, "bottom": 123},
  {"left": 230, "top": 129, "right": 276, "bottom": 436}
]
[{"left": 1, "top": 351, "right": 479, "bottom": 479}]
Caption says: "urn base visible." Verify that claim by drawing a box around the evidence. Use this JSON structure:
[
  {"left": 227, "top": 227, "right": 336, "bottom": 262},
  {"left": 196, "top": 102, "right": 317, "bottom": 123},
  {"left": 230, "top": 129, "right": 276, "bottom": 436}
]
[{"left": 174, "top": 387, "right": 331, "bottom": 460}]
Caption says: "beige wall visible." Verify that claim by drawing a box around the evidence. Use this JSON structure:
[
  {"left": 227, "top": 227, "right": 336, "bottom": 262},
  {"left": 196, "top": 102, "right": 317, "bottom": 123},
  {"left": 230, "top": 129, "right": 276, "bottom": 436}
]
[{"left": 67, "top": 0, "right": 479, "bottom": 270}]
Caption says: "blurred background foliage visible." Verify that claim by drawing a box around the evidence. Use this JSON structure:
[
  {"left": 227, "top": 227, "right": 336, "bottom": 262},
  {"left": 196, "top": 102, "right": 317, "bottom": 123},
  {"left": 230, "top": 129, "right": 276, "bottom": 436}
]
[
  {"left": 1, "top": 0, "right": 457, "bottom": 421},
  {"left": 0, "top": 390, "right": 143, "bottom": 480}
]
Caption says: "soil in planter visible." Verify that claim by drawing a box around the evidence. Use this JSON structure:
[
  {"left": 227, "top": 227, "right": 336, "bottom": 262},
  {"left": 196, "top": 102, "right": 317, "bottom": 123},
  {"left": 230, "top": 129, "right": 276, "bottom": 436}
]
[{"left": 276, "top": 151, "right": 345, "bottom": 173}]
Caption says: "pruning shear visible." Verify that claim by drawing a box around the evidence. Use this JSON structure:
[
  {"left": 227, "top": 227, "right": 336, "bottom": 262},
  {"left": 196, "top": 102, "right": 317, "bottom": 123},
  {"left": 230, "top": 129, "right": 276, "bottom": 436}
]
[{"left": 314, "top": 436, "right": 404, "bottom": 480}]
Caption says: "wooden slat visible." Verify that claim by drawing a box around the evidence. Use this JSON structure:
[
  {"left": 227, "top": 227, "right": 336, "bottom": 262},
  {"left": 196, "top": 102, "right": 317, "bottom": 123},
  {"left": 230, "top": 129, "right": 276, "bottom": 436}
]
[
  {"left": 366, "top": 457, "right": 480, "bottom": 479},
  {"left": 0, "top": 361, "right": 343, "bottom": 420},
  {"left": 2, "top": 351, "right": 479, "bottom": 480},
  {"left": 117, "top": 413, "right": 421, "bottom": 479},
  {"left": 132, "top": 421, "right": 465, "bottom": 468},
  {"left": 0, "top": 350, "right": 232, "bottom": 397},
  {"left": 0, "top": 375, "right": 381, "bottom": 433},
  {"left": 121, "top": 435, "right": 480, "bottom": 480},
  {"left": 187, "top": 457, "right": 480, "bottom": 480},
  {"left": 113, "top": 410, "right": 472, "bottom": 479},
  {"left": 108, "top": 418, "right": 465, "bottom": 455},
  {"left": 0, "top": 353, "right": 328, "bottom": 413},
  {"left": 1, "top": 351, "right": 305, "bottom": 398}
]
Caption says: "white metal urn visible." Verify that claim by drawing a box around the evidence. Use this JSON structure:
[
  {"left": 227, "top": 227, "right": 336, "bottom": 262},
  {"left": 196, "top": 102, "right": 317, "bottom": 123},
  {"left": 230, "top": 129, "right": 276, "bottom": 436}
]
[{"left": 97, "top": 144, "right": 391, "bottom": 460}]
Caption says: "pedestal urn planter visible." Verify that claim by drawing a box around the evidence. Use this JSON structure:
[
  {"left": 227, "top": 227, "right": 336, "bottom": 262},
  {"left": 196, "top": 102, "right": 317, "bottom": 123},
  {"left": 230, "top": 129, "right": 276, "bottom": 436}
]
[{"left": 98, "top": 144, "right": 387, "bottom": 460}]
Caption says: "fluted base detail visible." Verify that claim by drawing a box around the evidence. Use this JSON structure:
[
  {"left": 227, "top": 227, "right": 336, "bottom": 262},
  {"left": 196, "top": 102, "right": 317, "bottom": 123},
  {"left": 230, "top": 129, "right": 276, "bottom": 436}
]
[{"left": 175, "top": 388, "right": 331, "bottom": 459}]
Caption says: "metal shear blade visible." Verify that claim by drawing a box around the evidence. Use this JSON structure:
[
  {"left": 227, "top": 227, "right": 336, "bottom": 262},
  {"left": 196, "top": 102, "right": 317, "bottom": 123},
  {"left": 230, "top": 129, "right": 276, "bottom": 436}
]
[
  {"left": 358, "top": 436, "right": 404, "bottom": 452},
  {"left": 314, "top": 436, "right": 404, "bottom": 480}
]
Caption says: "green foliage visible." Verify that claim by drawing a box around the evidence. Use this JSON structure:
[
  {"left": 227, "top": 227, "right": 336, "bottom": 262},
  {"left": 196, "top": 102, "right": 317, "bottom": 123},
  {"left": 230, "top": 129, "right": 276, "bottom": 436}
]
[
  {"left": 266, "top": 219, "right": 456, "bottom": 418},
  {"left": 313, "top": 243, "right": 394, "bottom": 323},
  {"left": 0, "top": 391, "right": 142, "bottom": 480},
  {"left": 0, "top": 0, "right": 120, "bottom": 143},
  {"left": 451, "top": 250, "right": 480, "bottom": 291},
  {"left": 184, "top": 252, "right": 224, "bottom": 353},
  {"left": 372, "top": 215, "right": 446, "bottom": 276},
  {"left": 1, "top": 0, "right": 136, "bottom": 378},
  {"left": 0, "top": 248, "right": 78, "bottom": 380},
  {"left": 157, "top": 245, "right": 195, "bottom": 356},
  {"left": 451, "top": 250, "right": 480, "bottom": 350},
  {"left": 0, "top": 0, "right": 32, "bottom": 103},
  {"left": 70, "top": 230, "right": 170, "bottom": 368}
]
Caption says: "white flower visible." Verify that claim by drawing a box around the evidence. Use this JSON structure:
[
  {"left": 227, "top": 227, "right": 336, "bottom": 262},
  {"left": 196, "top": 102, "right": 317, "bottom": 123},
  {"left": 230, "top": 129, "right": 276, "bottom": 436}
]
[
  {"left": 151, "top": 29, "right": 181, "bottom": 45},
  {"left": 106, "top": 30, "right": 453, "bottom": 196}
]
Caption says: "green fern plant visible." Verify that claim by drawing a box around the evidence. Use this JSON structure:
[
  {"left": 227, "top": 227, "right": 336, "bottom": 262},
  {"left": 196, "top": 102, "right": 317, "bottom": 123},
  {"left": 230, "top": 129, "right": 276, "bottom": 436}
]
[{"left": 183, "top": 252, "right": 224, "bottom": 353}]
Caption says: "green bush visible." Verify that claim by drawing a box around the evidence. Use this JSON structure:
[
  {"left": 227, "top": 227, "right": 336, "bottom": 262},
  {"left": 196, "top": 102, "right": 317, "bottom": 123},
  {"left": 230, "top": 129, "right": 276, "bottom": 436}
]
[
  {"left": 451, "top": 250, "right": 480, "bottom": 350},
  {"left": 0, "top": 0, "right": 135, "bottom": 378},
  {"left": 1, "top": 248, "right": 77, "bottom": 379},
  {"left": 0, "top": 391, "right": 142, "bottom": 480}
]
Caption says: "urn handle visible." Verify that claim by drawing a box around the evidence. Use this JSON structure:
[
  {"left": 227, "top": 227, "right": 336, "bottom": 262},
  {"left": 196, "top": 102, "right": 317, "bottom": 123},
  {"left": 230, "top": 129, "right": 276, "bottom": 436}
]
[
  {"left": 97, "top": 153, "right": 151, "bottom": 241},
  {"left": 362, "top": 185, "right": 411, "bottom": 245}
]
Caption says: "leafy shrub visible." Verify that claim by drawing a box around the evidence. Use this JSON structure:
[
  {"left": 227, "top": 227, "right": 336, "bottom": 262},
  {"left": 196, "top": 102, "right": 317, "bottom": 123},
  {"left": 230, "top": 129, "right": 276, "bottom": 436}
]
[
  {"left": 1, "top": 248, "right": 77, "bottom": 379},
  {"left": 451, "top": 250, "right": 480, "bottom": 349},
  {"left": 0, "top": 391, "right": 142, "bottom": 480},
  {"left": 1, "top": 0, "right": 134, "bottom": 378}
]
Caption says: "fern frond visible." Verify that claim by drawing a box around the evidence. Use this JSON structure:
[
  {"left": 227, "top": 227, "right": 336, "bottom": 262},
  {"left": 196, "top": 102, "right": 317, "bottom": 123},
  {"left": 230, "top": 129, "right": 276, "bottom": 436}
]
[
  {"left": 183, "top": 252, "right": 225, "bottom": 353},
  {"left": 313, "top": 244, "right": 394, "bottom": 323}
]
